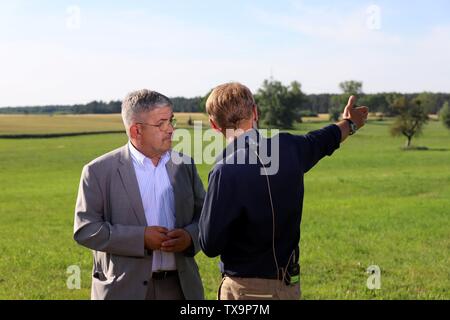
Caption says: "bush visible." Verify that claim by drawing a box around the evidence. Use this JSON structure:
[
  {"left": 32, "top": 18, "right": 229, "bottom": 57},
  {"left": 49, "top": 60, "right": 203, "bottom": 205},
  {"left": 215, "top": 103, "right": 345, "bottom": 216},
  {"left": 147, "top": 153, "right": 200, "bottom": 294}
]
[
  {"left": 329, "top": 108, "right": 341, "bottom": 122},
  {"left": 439, "top": 101, "right": 450, "bottom": 129}
]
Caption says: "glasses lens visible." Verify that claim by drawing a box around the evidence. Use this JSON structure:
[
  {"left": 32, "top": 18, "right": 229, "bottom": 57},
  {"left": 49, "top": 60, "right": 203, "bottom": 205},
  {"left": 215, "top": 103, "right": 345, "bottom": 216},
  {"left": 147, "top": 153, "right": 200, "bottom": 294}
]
[{"left": 156, "top": 119, "right": 176, "bottom": 130}]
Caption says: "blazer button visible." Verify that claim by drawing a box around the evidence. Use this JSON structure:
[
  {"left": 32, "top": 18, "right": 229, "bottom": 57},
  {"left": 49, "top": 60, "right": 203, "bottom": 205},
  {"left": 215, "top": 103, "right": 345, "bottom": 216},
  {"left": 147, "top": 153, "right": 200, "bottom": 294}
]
[{"left": 143, "top": 281, "right": 148, "bottom": 286}]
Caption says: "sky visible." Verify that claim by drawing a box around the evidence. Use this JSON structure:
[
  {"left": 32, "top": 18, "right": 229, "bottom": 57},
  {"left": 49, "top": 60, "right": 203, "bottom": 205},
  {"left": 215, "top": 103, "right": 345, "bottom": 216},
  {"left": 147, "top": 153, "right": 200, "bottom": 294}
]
[{"left": 0, "top": 0, "right": 449, "bottom": 107}]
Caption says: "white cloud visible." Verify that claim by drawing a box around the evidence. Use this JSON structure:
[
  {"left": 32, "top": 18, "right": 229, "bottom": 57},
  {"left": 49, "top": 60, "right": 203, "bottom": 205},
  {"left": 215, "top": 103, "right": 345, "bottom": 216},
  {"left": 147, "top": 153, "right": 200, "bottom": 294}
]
[
  {"left": 252, "top": 2, "right": 402, "bottom": 45},
  {"left": 248, "top": 2, "right": 450, "bottom": 94}
]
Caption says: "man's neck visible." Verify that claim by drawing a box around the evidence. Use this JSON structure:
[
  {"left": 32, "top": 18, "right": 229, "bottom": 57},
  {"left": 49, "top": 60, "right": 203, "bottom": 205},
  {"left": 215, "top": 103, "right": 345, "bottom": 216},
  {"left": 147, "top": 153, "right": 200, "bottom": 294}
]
[
  {"left": 130, "top": 140, "right": 164, "bottom": 166},
  {"left": 148, "top": 155, "right": 162, "bottom": 167},
  {"left": 225, "top": 122, "right": 256, "bottom": 144}
]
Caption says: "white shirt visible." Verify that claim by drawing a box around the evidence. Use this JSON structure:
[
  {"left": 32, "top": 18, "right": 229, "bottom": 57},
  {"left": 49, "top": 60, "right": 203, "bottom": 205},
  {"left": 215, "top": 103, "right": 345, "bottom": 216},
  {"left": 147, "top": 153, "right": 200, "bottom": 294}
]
[{"left": 128, "top": 142, "right": 177, "bottom": 272}]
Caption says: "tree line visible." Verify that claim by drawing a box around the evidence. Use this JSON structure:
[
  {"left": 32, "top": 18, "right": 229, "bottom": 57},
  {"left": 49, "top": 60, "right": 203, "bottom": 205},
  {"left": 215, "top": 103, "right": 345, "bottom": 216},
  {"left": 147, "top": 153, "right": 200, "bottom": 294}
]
[
  {"left": 1, "top": 80, "right": 449, "bottom": 128},
  {"left": 0, "top": 97, "right": 202, "bottom": 115},
  {"left": 1, "top": 79, "right": 449, "bottom": 149},
  {"left": 252, "top": 79, "right": 450, "bottom": 149}
]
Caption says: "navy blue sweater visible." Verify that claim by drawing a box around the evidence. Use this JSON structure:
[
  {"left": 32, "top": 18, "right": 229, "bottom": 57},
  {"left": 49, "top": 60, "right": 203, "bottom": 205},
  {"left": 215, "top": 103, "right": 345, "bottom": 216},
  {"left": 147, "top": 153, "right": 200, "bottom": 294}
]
[{"left": 199, "top": 125, "right": 341, "bottom": 278}]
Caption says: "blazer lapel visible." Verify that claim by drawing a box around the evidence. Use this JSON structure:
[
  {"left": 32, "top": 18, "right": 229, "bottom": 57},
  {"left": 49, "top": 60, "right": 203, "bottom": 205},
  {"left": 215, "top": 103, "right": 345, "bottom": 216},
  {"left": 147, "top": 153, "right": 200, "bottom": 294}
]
[{"left": 118, "top": 145, "right": 147, "bottom": 226}]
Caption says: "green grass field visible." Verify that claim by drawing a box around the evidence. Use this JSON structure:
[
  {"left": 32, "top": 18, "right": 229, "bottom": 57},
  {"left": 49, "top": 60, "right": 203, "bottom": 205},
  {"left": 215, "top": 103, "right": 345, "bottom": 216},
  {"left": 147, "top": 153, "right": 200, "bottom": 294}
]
[
  {"left": 0, "top": 113, "right": 209, "bottom": 136},
  {"left": 0, "top": 115, "right": 449, "bottom": 299}
]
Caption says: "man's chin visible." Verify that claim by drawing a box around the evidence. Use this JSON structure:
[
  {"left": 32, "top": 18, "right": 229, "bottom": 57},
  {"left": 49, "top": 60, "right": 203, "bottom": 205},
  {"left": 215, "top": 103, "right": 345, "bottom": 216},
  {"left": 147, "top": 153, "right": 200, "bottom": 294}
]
[{"left": 162, "top": 141, "right": 172, "bottom": 152}]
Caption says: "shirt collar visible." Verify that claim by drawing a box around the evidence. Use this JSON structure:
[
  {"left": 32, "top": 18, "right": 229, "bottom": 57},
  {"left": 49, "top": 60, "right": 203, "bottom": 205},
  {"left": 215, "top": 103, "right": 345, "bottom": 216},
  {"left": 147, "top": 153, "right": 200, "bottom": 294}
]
[
  {"left": 215, "top": 128, "right": 261, "bottom": 164},
  {"left": 128, "top": 141, "right": 170, "bottom": 167}
]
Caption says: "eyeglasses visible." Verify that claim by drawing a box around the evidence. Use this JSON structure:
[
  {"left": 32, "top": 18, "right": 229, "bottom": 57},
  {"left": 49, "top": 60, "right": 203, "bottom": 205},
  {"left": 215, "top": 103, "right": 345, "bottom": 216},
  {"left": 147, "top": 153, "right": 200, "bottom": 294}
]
[{"left": 136, "top": 118, "right": 177, "bottom": 131}]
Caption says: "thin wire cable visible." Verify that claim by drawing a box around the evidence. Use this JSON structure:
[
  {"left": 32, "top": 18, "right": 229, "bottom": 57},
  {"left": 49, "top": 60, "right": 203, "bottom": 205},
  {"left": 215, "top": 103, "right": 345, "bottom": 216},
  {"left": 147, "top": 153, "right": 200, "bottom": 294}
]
[{"left": 254, "top": 150, "right": 280, "bottom": 280}]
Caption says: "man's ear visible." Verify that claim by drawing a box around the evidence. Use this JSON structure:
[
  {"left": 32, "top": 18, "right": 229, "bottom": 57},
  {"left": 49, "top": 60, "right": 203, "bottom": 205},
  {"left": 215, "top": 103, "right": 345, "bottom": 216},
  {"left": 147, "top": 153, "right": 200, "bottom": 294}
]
[
  {"left": 209, "top": 118, "right": 223, "bottom": 133},
  {"left": 253, "top": 105, "right": 259, "bottom": 122},
  {"left": 129, "top": 124, "right": 140, "bottom": 140}
]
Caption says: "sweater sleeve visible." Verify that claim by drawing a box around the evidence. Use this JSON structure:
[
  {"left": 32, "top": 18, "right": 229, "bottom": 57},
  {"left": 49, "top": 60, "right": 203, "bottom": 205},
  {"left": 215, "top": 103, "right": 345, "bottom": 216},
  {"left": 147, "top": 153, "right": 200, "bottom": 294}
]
[{"left": 293, "top": 124, "right": 342, "bottom": 173}]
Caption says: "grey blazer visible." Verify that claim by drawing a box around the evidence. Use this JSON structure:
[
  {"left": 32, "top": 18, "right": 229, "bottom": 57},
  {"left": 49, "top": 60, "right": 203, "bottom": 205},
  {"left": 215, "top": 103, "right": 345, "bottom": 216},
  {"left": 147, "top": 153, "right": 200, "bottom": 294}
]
[{"left": 73, "top": 145, "right": 205, "bottom": 300}]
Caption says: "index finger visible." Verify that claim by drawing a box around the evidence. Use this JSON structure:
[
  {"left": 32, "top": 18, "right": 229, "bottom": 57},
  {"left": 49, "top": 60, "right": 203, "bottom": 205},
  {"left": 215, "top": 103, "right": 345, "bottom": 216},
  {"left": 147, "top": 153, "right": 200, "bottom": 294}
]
[{"left": 359, "top": 106, "right": 369, "bottom": 114}]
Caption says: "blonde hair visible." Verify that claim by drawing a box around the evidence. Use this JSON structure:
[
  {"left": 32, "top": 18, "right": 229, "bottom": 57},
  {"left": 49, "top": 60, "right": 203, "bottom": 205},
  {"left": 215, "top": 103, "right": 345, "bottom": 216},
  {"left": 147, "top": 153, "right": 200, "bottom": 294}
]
[{"left": 206, "top": 82, "right": 255, "bottom": 129}]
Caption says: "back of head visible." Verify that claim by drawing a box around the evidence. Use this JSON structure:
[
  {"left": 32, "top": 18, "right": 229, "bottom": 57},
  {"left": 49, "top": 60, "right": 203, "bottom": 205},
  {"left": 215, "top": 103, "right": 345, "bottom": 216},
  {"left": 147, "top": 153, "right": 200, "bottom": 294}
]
[{"left": 206, "top": 82, "right": 255, "bottom": 130}]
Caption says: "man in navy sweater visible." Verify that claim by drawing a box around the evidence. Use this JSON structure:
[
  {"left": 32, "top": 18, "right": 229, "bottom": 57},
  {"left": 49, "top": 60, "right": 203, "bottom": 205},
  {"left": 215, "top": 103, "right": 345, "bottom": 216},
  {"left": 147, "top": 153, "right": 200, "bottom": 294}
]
[{"left": 199, "top": 82, "right": 368, "bottom": 300}]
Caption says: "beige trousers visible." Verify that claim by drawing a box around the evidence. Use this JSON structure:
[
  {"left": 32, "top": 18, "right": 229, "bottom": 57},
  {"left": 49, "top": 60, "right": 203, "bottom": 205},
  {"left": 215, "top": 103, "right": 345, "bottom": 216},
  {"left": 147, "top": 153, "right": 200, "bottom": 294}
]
[{"left": 218, "top": 275, "right": 301, "bottom": 300}]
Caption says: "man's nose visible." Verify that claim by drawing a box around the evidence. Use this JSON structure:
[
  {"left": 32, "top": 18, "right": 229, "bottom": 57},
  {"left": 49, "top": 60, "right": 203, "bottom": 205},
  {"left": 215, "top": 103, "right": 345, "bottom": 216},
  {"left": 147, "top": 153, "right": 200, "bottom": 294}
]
[{"left": 165, "top": 126, "right": 174, "bottom": 137}]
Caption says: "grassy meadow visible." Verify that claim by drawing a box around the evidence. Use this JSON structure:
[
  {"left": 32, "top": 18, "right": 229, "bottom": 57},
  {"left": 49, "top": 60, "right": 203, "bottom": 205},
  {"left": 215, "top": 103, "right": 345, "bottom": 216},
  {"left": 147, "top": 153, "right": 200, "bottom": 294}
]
[
  {"left": 0, "top": 114, "right": 449, "bottom": 299},
  {"left": 0, "top": 113, "right": 209, "bottom": 136}
]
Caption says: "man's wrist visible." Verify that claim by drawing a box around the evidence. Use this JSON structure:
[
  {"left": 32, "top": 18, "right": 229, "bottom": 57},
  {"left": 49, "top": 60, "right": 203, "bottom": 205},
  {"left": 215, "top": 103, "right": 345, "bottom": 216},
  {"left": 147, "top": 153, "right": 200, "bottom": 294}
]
[{"left": 344, "top": 118, "right": 357, "bottom": 135}]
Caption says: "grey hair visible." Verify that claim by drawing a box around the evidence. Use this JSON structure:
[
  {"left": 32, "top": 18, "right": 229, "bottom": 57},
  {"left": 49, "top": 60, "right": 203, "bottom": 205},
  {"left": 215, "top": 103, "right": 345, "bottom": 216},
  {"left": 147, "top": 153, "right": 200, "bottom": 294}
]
[{"left": 121, "top": 89, "right": 173, "bottom": 135}]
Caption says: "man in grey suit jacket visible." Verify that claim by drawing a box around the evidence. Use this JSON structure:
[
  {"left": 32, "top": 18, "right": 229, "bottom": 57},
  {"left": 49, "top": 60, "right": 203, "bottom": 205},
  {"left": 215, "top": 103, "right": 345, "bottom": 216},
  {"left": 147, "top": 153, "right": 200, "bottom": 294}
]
[{"left": 74, "top": 89, "right": 205, "bottom": 300}]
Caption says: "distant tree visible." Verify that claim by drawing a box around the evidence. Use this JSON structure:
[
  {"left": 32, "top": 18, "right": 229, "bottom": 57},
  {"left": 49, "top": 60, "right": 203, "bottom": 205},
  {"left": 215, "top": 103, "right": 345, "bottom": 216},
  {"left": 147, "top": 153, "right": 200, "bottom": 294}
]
[
  {"left": 286, "top": 81, "right": 304, "bottom": 107},
  {"left": 1, "top": 89, "right": 448, "bottom": 116},
  {"left": 285, "top": 80, "right": 306, "bottom": 124},
  {"left": 390, "top": 96, "right": 429, "bottom": 148},
  {"left": 359, "top": 94, "right": 389, "bottom": 115},
  {"left": 305, "top": 94, "right": 332, "bottom": 114},
  {"left": 255, "top": 79, "right": 287, "bottom": 128},
  {"left": 199, "top": 90, "right": 213, "bottom": 114},
  {"left": 439, "top": 101, "right": 450, "bottom": 129},
  {"left": 339, "top": 80, "right": 363, "bottom": 95},
  {"left": 329, "top": 95, "right": 343, "bottom": 112},
  {"left": 385, "top": 93, "right": 405, "bottom": 116},
  {"left": 329, "top": 107, "right": 341, "bottom": 122},
  {"left": 329, "top": 80, "right": 364, "bottom": 116},
  {"left": 171, "top": 97, "right": 202, "bottom": 112},
  {"left": 255, "top": 79, "right": 304, "bottom": 128},
  {"left": 415, "top": 92, "right": 438, "bottom": 114}
]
